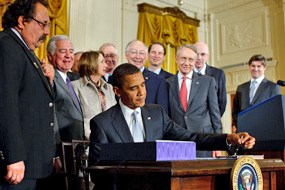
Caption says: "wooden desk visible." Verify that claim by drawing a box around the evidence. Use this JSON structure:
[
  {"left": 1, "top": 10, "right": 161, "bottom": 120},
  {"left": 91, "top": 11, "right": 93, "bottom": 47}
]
[{"left": 88, "top": 159, "right": 285, "bottom": 190}]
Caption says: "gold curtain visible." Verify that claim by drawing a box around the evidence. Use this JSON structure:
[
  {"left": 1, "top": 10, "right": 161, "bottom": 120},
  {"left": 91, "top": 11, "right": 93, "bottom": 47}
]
[
  {"left": 0, "top": 0, "right": 68, "bottom": 61},
  {"left": 137, "top": 3, "right": 199, "bottom": 74}
]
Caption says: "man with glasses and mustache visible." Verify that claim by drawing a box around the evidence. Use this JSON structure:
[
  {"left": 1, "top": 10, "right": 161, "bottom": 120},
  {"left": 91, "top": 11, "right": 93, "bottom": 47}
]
[
  {"left": 0, "top": 0, "right": 58, "bottom": 189},
  {"left": 167, "top": 44, "right": 222, "bottom": 158},
  {"left": 99, "top": 43, "right": 119, "bottom": 83}
]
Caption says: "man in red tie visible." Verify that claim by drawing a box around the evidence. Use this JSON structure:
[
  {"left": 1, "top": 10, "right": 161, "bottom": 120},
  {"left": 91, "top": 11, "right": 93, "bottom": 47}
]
[{"left": 166, "top": 44, "right": 222, "bottom": 158}]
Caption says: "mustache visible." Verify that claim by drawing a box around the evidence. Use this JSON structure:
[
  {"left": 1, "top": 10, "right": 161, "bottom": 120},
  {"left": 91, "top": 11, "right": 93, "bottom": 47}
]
[{"left": 38, "top": 35, "right": 47, "bottom": 42}]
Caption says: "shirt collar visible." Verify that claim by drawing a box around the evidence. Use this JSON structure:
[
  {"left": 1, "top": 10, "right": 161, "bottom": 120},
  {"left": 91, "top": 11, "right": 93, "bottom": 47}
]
[
  {"left": 148, "top": 67, "right": 161, "bottom": 75},
  {"left": 119, "top": 99, "right": 141, "bottom": 116},
  {"left": 57, "top": 70, "right": 68, "bottom": 82},
  {"left": 251, "top": 75, "right": 265, "bottom": 84},
  {"left": 194, "top": 63, "right": 206, "bottom": 75},
  {"left": 178, "top": 70, "right": 193, "bottom": 80},
  {"left": 11, "top": 28, "right": 29, "bottom": 50}
]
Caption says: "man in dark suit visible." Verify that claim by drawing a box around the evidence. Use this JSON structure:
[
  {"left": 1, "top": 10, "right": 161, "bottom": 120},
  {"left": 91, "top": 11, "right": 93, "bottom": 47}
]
[
  {"left": 232, "top": 54, "right": 280, "bottom": 132},
  {"left": 88, "top": 64, "right": 255, "bottom": 181},
  {"left": 167, "top": 44, "right": 222, "bottom": 158},
  {"left": 194, "top": 41, "right": 227, "bottom": 117},
  {"left": 125, "top": 40, "right": 169, "bottom": 113},
  {"left": 0, "top": 0, "right": 58, "bottom": 189},
  {"left": 148, "top": 42, "right": 174, "bottom": 79},
  {"left": 47, "top": 35, "right": 84, "bottom": 142}
]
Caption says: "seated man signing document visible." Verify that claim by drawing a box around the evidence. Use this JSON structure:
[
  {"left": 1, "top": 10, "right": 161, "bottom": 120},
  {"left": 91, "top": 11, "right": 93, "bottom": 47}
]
[{"left": 88, "top": 64, "right": 255, "bottom": 168}]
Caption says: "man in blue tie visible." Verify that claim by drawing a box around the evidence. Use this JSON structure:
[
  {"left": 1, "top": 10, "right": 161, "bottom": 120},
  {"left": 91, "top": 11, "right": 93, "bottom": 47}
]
[
  {"left": 232, "top": 54, "right": 280, "bottom": 132},
  {"left": 47, "top": 35, "right": 84, "bottom": 142}
]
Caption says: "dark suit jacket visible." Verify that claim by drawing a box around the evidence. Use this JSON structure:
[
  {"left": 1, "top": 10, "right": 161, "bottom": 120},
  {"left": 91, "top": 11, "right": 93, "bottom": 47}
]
[
  {"left": 54, "top": 70, "right": 84, "bottom": 141},
  {"left": 142, "top": 69, "right": 169, "bottom": 113},
  {"left": 205, "top": 65, "right": 227, "bottom": 116},
  {"left": 0, "top": 29, "right": 56, "bottom": 179},
  {"left": 67, "top": 71, "right": 80, "bottom": 81},
  {"left": 232, "top": 78, "right": 280, "bottom": 126},
  {"left": 88, "top": 104, "right": 228, "bottom": 165},
  {"left": 167, "top": 72, "right": 222, "bottom": 157},
  {"left": 159, "top": 68, "right": 174, "bottom": 79}
]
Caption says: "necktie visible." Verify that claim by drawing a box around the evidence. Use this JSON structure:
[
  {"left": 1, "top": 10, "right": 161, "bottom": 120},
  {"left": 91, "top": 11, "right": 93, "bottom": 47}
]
[
  {"left": 131, "top": 111, "right": 144, "bottom": 142},
  {"left": 180, "top": 76, "right": 188, "bottom": 112},
  {"left": 97, "top": 87, "right": 106, "bottom": 111},
  {"left": 249, "top": 80, "right": 257, "bottom": 103},
  {"left": 66, "top": 77, "right": 81, "bottom": 108},
  {"left": 197, "top": 70, "right": 202, "bottom": 75}
]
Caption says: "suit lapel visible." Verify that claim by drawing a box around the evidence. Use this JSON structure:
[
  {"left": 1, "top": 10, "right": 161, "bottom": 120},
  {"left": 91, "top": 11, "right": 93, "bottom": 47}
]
[
  {"left": 243, "top": 81, "right": 251, "bottom": 105},
  {"left": 141, "top": 107, "right": 154, "bottom": 141},
  {"left": 111, "top": 105, "right": 134, "bottom": 142},
  {"left": 188, "top": 73, "right": 199, "bottom": 107},
  {"left": 55, "top": 71, "right": 82, "bottom": 113},
  {"left": 252, "top": 78, "right": 267, "bottom": 104},
  {"left": 5, "top": 29, "right": 53, "bottom": 97},
  {"left": 205, "top": 65, "right": 213, "bottom": 77},
  {"left": 170, "top": 75, "right": 181, "bottom": 106}
]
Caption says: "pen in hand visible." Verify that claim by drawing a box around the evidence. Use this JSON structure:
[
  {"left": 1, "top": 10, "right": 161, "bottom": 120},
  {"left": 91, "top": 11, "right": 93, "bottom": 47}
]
[{"left": 233, "top": 135, "right": 244, "bottom": 156}]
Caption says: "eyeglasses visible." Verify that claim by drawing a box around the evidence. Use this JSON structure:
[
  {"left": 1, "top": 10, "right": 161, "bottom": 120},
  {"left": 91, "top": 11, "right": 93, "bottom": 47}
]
[
  {"left": 30, "top": 17, "right": 51, "bottom": 29},
  {"left": 104, "top": 54, "right": 117, "bottom": 59},
  {"left": 127, "top": 50, "right": 147, "bottom": 56},
  {"left": 197, "top": 53, "right": 208, "bottom": 57},
  {"left": 178, "top": 57, "right": 195, "bottom": 63}
]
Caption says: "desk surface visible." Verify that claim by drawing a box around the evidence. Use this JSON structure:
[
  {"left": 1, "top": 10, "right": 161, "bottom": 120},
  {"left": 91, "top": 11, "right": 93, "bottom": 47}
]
[
  {"left": 88, "top": 159, "right": 285, "bottom": 190},
  {"left": 89, "top": 158, "right": 285, "bottom": 176}
]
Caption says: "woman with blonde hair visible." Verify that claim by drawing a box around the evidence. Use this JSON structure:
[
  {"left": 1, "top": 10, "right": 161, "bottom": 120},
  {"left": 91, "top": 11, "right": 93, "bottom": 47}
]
[{"left": 72, "top": 51, "right": 116, "bottom": 139}]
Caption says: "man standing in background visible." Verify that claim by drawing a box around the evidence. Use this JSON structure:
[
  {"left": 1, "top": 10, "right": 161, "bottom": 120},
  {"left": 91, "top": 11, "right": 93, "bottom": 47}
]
[
  {"left": 167, "top": 44, "right": 222, "bottom": 157},
  {"left": 148, "top": 42, "right": 174, "bottom": 79},
  {"left": 47, "top": 35, "right": 84, "bottom": 142},
  {"left": 194, "top": 41, "right": 227, "bottom": 117},
  {"left": 125, "top": 40, "right": 169, "bottom": 113},
  {"left": 99, "top": 43, "right": 119, "bottom": 83},
  {"left": 0, "top": 0, "right": 58, "bottom": 189},
  {"left": 232, "top": 54, "right": 280, "bottom": 132}
]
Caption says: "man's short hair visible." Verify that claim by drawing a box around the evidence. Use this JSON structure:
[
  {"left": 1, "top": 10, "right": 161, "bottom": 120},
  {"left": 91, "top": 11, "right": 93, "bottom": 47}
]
[
  {"left": 148, "top": 42, "right": 166, "bottom": 55},
  {"left": 2, "top": 0, "right": 48, "bottom": 29},
  {"left": 176, "top": 44, "right": 197, "bottom": 57},
  {"left": 248, "top": 54, "right": 266, "bottom": 66},
  {"left": 112, "top": 63, "right": 141, "bottom": 89},
  {"left": 47, "top": 35, "right": 73, "bottom": 55}
]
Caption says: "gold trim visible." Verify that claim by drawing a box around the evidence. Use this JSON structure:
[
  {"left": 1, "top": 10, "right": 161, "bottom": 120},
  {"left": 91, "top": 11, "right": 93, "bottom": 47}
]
[
  {"left": 231, "top": 156, "right": 263, "bottom": 190},
  {"left": 137, "top": 3, "right": 200, "bottom": 27}
]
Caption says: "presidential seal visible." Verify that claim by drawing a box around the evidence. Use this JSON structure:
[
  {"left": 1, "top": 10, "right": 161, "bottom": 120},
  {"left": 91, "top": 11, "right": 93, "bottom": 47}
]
[{"left": 231, "top": 156, "right": 263, "bottom": 190}]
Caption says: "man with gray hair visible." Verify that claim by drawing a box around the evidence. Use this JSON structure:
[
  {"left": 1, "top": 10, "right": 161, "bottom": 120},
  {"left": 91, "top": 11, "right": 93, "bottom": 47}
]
[
  {"left": 99, "top": 43, "right": 119, "bottom": 82},
  {"left": 167, "top": 44, "right": 222, "bottom": 158},
  {"left": 47, "top": 35, "right": 84, "bottom": 142},
  {"left": 125, "top": 40, "right": 169, "bottom": 113}
]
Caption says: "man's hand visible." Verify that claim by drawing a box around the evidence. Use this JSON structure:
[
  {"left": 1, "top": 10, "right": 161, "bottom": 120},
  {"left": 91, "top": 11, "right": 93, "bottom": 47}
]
[
  {"left": 227, "top": 132, "right": 256, "bottom": 149},
  {"left": 212, "top": 150, "right": 223, "bottom": 158},
  {"left": 4, "top": 161, "right": 25, "bottom": 184},
  {"left": 53, "top": 157, "right": 62, "bottom": 173},
  {"left": 41, "top": 59, "right": 55, "bottom": 85}
]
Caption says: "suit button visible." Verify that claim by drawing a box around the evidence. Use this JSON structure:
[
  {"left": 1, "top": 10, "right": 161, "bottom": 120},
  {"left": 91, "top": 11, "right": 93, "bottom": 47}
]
[
  {"left": 49, "top": 103, "right": 53, "bottom": 107},
  {"left": 50, "top": 123, "right": 54, "bottom": 127}
]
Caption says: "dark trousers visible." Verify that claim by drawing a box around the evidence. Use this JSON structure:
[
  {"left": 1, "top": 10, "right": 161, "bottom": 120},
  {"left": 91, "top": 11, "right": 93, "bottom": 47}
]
[{"left": 0, "top": 179, "right": 36, "bottom": 190}]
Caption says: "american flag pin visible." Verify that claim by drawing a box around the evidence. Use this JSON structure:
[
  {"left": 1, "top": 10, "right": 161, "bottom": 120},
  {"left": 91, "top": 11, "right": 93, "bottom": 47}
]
[
  {"left": 145, "top": 77, "right": 149, "bottom": 80},
  {"left": 33, "top": 62, "right": 39, "bottom": 69}
]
